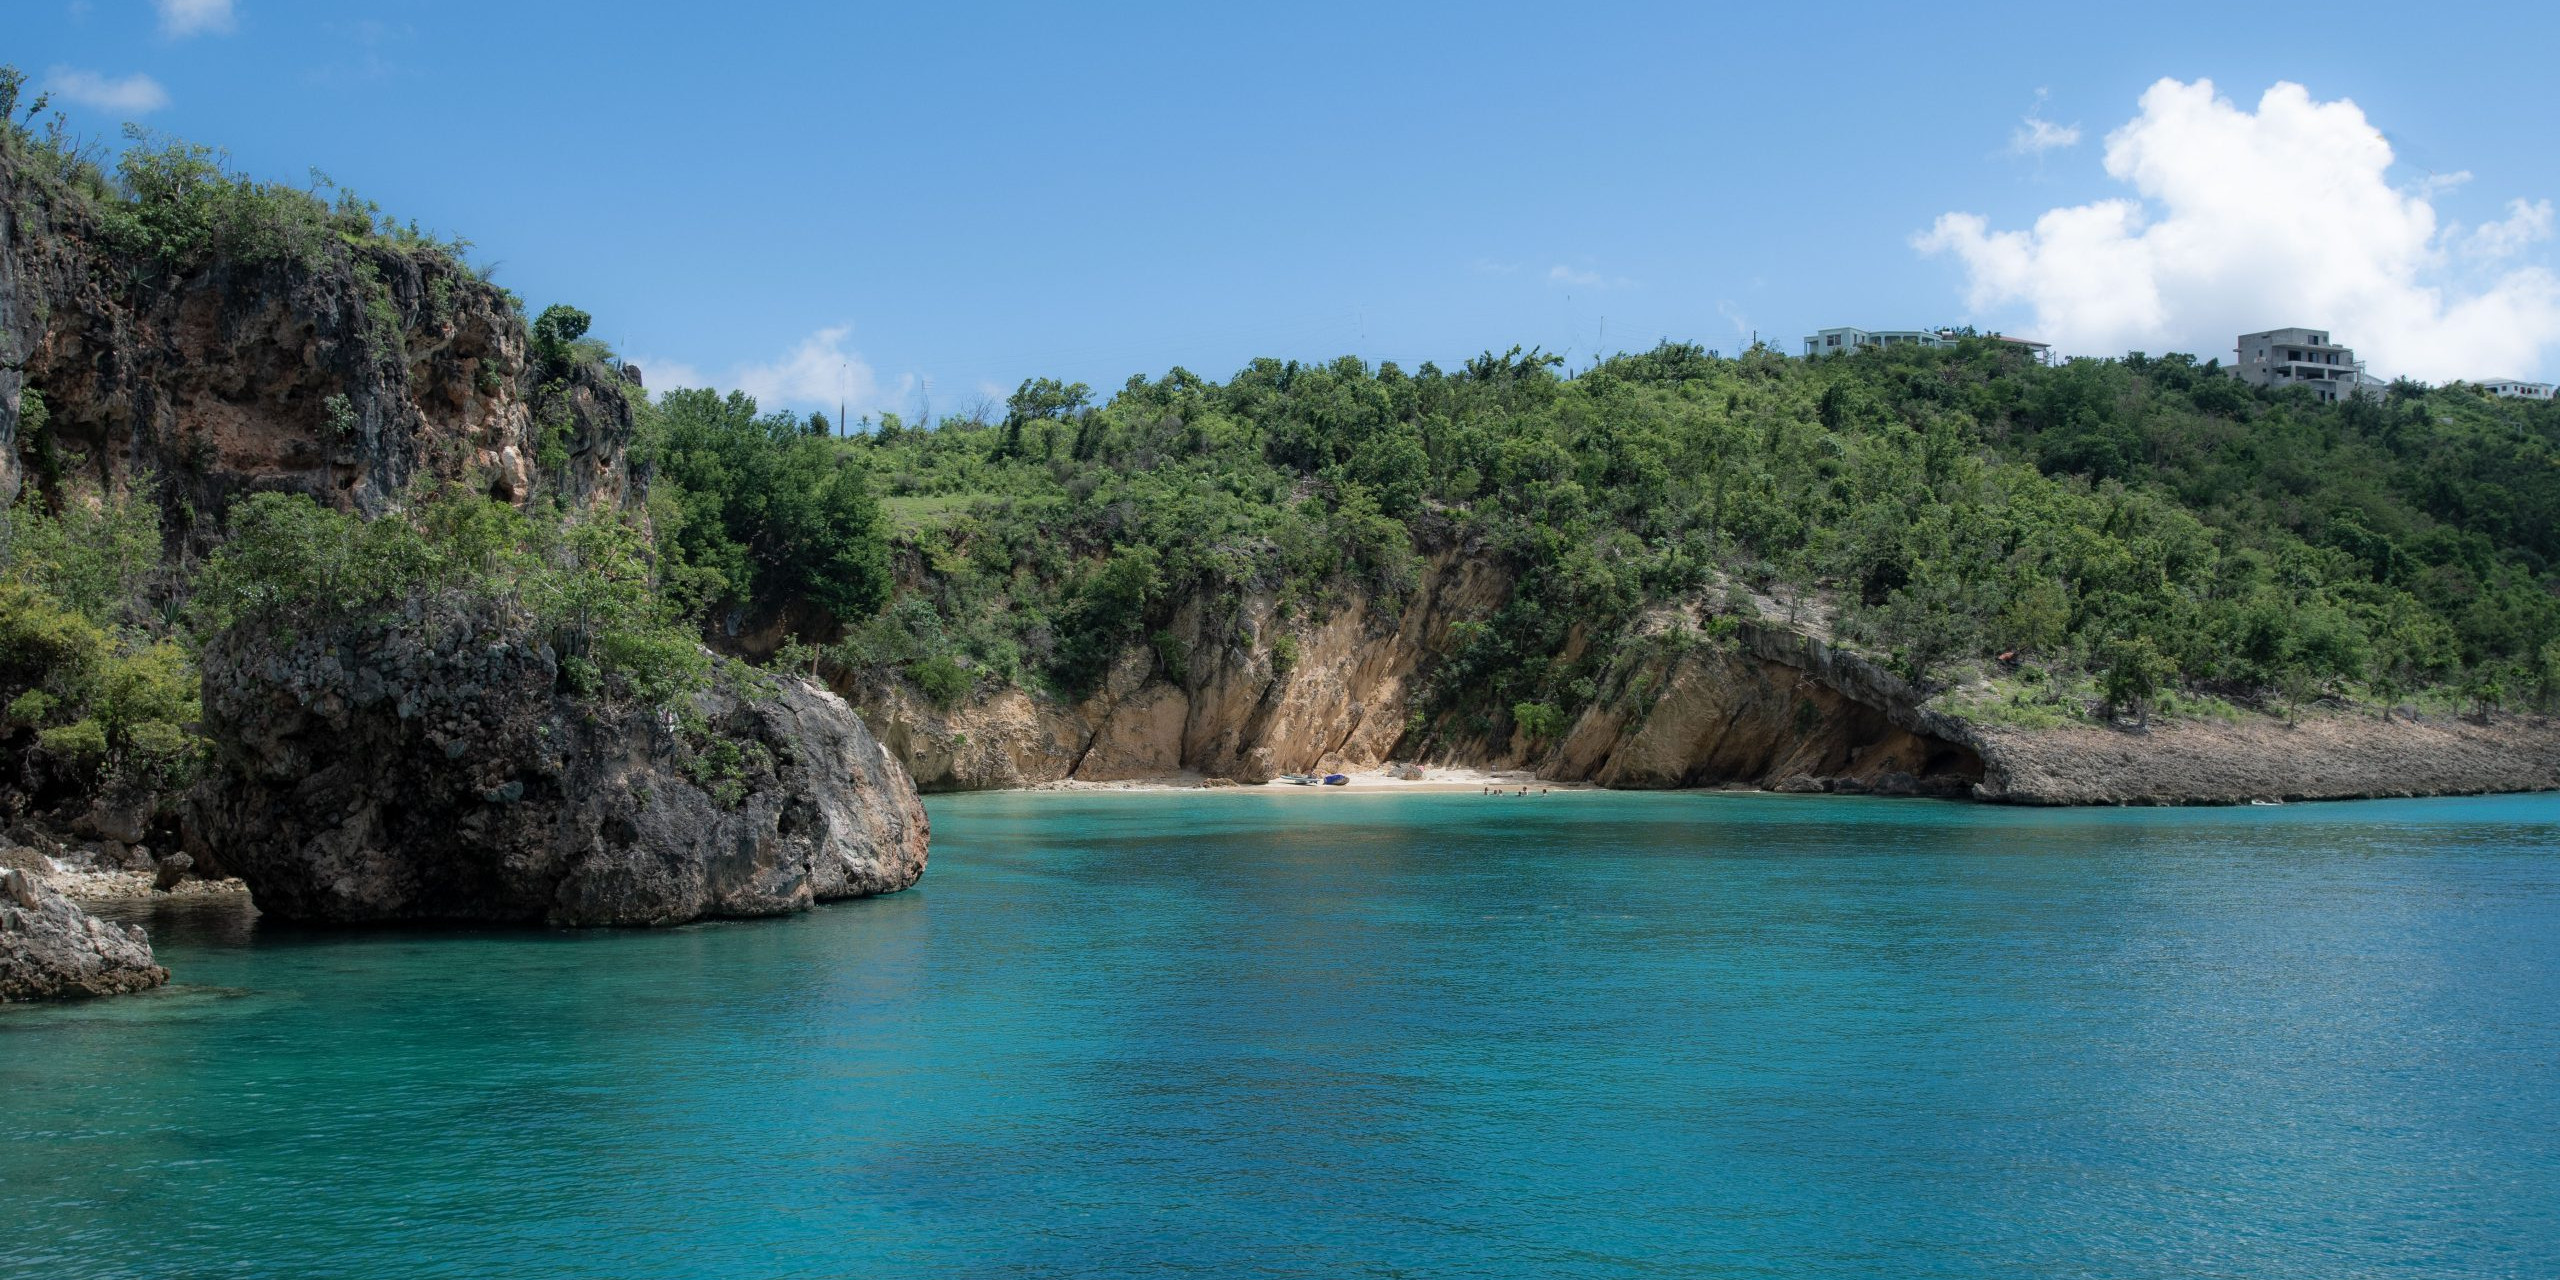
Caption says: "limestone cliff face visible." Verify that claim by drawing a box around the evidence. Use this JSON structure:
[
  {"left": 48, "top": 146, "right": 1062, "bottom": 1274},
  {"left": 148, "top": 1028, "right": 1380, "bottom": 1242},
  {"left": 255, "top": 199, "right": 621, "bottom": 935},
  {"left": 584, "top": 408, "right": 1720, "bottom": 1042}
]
[
  {"left": 844, "top": 552, "right": 1986, "bottom": 796},
  {"left": 191, "top": 601, "right": 927, "bottom": 926},
  {"left": 1540, "top": 620, "right": 1981, "bottom": 794},
  {"left": 0, "top": 150, "right": 631, "bottom": 533},
  {"left": 848, "top": 549, "right": 1515, "bottom": 788}
]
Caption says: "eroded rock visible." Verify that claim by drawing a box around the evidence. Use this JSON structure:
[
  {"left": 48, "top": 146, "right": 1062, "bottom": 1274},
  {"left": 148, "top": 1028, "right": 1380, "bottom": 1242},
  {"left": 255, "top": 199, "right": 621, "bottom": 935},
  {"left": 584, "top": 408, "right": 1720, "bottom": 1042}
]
[
  {"left": 1, "top": 867, "right": 169, "bottom": 1001},
  {"left": 191, "top": 603, "right": 927, "bottom": 926}
]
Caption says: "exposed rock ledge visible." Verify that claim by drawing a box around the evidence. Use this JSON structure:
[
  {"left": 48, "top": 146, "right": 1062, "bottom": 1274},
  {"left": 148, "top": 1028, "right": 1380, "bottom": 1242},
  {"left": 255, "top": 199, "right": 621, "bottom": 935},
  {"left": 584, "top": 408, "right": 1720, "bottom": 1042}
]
[
  {"left": 191, "top": 604, "right": 928, "bottom": 926},
  {"left": 1965, "top": 712, "right": 2560, "bottom": 806},
  {"left": 2, "top": 867, "right": 168, "bottom": 1001}
]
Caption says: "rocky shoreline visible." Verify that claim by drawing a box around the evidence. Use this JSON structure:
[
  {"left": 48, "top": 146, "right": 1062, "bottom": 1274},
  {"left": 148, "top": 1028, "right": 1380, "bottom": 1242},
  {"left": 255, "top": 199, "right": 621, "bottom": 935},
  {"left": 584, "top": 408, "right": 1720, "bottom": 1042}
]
[
  {"left": 1965, "top": 710, "right": 2560, "bottom": 806},
  {"left": 2, "top": 866, "right": 169, "bottom": 1001}
]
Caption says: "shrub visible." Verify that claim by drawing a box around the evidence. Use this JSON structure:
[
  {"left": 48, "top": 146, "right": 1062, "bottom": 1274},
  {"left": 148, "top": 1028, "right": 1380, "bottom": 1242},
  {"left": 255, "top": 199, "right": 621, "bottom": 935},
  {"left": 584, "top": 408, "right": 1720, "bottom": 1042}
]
[
  {"left": 1511, "top": 700, "right": 1568, "bottom": 742},
  {"left": 909, "top": 653, "right": 971, "bottom": 709}
]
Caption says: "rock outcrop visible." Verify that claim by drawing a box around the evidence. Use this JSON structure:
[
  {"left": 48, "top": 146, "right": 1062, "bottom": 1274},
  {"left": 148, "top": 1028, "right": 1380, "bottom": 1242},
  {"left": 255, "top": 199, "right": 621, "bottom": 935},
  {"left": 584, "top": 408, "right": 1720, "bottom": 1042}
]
[
  {"left": 1543, "top": 620, "right": 1982, "bottom": 794},
  {"left": 845, "top": 552, "right": 1987, "bottom": 796},
  {"left": 1965, "top": 712, "right": 2560, "bottom": 805},
  {"left": 191, "top": 603, "right": 927, "bottom": 926},
  {"left": 1, "top": 866, "right": 168, "bottom": 1001},
  {"left": 0, "top": 146, "right": 632, "bottom": 531},
  {"left": 849, "top": 548, "right": 1514, "bottom": 789}
]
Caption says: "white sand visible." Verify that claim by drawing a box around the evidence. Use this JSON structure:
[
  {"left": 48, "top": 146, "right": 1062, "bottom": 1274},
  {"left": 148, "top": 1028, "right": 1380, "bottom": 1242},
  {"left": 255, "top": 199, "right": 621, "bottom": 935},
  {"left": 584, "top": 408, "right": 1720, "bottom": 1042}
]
[{"left": 1021, "top": 766, "right": 1593, "bottom": 795}]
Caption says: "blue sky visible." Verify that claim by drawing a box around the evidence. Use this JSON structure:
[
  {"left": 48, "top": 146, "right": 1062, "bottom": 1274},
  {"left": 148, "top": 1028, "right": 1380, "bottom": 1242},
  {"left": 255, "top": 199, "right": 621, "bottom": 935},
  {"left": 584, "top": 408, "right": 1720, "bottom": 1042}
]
[{"left": 18, "top": 0, "right": 2560, "bottom": 417}]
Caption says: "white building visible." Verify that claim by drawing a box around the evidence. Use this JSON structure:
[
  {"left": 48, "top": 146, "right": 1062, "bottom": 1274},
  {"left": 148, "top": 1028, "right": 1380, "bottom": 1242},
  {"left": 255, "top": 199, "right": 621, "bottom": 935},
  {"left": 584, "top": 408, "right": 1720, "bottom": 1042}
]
[
  {"left": 1803, "top": 326, "right": 2052, "bottom": 364},
  {"left": 2480, "top": 378, "right": 2554, "bottom": 400},
  {"left": 2233, "top": 328, "right": 2376, "bottom": 402}
]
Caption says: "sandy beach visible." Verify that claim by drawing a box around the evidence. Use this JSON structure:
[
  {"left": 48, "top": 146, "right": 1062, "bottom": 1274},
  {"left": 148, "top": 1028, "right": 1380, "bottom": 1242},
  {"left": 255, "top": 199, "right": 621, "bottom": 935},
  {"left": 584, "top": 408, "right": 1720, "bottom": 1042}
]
[{"left": 1017, "top": 766, "right": 1600, "bottom": 795}]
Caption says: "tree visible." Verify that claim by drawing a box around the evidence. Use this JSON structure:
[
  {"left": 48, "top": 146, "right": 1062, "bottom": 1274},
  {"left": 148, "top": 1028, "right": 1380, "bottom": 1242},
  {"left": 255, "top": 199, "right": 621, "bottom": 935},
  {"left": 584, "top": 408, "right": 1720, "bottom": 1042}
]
[
  {"left": 645, "top": 388, "right": 891, "bottom": 630},
  {"left": 1001, "top": 377, "right": 1090, "bottom": 458},
  {"left": 531, "top": 304, "right": 591, "bottom": 365},
  {"left": 1869, "top": 575, "right": 1987, "bottom": 694},
  {"left": 2101, "top": 635, "right": 2176, "bottom": 728}
]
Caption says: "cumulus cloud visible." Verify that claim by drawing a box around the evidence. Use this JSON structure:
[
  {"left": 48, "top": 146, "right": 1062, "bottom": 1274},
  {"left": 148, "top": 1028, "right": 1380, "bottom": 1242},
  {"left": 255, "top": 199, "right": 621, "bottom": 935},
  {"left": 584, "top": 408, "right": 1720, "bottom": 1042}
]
[
  {"left": 155, "top": 0, "right": 235, "bottom": 37},
  {"left": 43, "top": 67, "right": 170, "bottom": 114},
  {"left": 1917, "top": 78, "right": 2560, "bottom": 382},
  {"left": 633, "top": 326, "right": 893, "bottom": 420},
  {"left": 2010, "top": 89, "right": 2081, "bottom": 155}
]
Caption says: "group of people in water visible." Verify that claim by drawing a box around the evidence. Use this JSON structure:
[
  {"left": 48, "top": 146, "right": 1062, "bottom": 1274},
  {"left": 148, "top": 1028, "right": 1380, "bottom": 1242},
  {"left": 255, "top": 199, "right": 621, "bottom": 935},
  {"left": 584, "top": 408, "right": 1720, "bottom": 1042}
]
[{"left": 1482, "top": 785, "right": 1552, "bottom": 795}]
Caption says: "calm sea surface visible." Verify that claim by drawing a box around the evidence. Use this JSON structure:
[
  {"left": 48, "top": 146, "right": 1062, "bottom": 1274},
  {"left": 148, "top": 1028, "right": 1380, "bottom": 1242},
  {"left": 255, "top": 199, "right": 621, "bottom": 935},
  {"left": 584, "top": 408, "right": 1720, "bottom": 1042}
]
[{"left": 4, "top": 791, "right": 2557, "bottom": 1278}]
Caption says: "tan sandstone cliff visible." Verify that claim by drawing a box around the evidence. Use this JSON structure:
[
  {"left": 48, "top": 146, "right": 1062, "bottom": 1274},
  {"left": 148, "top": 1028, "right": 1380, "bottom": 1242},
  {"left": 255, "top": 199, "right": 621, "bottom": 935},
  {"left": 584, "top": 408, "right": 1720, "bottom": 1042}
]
[{"left": 842, "top": 554, "right": 1991, "bottom": 797}]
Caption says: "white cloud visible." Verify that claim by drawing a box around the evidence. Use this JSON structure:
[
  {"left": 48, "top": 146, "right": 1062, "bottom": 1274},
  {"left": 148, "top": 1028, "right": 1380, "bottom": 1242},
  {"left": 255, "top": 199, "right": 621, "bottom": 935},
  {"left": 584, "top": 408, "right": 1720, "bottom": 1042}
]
[
  {"left": 1548, "top": 264, "right": 1633, "bottom": 289},
  {"left": 634, "top": 325, "right": 895, "bottom": 420},
  {"left": 155, "top": 0, "right": 235, "bottom": 37},
  {"left": 2463, "top": 198, "right": 2554, "bottom": 260},
  {"left": 624, "top": 356, "right": 705, "bottom": 395},
  {"left": 2010, "top": 116, "right": 2081, "bottom": 156},
  {"left": 1918, "top": 78, "right": 2560, "bottom": 382},
  {"left": 42, "top": 67, "right": 170, "bottom": 114},
  {"left": 2009, "top": 89, "right": 2081, "bottom": 156}
]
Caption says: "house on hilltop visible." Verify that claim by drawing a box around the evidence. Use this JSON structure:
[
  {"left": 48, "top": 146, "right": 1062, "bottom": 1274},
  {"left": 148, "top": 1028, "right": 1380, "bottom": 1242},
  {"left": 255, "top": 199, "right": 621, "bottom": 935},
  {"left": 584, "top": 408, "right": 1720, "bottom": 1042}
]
[
  {"left": 1802, "top": 326, "right": 2052, "bottom": 364},
  {"left": 2233, "top": 328, "right": 2377, "bottom": 402},
  {"left": 2479, "top": 378, "right": 2553, "bottom": 400}
]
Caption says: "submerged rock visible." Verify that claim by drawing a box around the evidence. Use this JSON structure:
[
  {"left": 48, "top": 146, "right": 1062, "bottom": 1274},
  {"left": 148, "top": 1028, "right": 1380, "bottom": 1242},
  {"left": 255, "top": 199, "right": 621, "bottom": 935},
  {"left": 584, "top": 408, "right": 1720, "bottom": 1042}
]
[
  {"left": 1, "top": 867, "right": 169, "bottom": 1001},
  {"left": 191, "top": 606, "right": 928, "bottom": 926}
]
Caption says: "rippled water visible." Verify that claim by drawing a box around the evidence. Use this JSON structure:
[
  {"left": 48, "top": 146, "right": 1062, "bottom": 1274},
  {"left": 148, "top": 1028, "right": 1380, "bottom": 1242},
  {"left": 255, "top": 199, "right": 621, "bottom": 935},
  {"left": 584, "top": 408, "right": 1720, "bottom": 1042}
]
[{"left": 5, "top": 791, "right": 2557, "bottom": 1278}]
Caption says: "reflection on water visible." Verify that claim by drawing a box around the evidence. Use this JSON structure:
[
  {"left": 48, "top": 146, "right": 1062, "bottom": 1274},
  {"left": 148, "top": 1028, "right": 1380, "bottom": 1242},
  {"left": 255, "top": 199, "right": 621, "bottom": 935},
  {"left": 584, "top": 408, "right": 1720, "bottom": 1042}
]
[{"left": 84, "top": 890, "right": 263, "bottom": 948}]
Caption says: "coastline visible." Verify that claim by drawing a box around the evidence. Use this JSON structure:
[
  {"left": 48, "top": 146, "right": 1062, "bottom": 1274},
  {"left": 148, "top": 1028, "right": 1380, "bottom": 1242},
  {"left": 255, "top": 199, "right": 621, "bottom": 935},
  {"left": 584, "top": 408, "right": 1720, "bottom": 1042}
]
[{"left": 928, "top": 709, "right": 2560, "bottom": 807}]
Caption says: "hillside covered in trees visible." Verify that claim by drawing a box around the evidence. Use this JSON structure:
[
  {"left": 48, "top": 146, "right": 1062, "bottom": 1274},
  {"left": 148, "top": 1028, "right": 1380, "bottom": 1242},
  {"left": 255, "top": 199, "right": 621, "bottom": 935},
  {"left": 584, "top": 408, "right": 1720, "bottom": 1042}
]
[{"left": 766, "top": 340, "right": 2560, "bottom": 742}]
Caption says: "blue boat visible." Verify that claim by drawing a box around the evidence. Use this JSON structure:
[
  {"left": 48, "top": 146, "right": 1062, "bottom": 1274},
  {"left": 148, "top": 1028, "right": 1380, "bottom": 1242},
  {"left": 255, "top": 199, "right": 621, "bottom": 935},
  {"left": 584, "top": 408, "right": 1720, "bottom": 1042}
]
[{"left": 1322, "top": 773, "right": 1349, "bottom": 785}]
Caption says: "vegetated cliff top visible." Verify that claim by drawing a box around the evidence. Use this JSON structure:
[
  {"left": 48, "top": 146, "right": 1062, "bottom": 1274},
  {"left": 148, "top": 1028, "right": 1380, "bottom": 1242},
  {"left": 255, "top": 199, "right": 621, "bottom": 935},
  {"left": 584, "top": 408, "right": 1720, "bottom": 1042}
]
[
  {"left": 1, "top": 67, "right": 640, "bottom": 533},
  {"left": 811, "top": 338, "right": 2559, "bottom": 741}
]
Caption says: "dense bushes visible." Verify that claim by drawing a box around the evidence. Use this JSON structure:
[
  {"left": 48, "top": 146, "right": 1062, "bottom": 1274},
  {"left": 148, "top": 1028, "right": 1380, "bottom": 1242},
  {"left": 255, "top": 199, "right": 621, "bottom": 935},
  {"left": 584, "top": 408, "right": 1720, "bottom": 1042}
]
[
  {"left": 639, "top": 389, "right": 891, "bottom": 628},
  {"left": 194, "top": 489, "right": 709, "bottom": 706},
  {"left": 832, "top": 339, "right": 2559, "bottom": 727},
  {"left": 0, "top": 491, "right": 200, "bottom": 803}
]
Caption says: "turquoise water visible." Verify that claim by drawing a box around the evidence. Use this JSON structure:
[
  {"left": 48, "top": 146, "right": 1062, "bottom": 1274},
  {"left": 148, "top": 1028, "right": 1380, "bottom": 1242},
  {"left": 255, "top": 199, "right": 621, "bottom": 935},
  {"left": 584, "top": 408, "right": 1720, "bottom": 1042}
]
[{"left": 5, "top": 791, "right": 2558, "bottom": 1278}]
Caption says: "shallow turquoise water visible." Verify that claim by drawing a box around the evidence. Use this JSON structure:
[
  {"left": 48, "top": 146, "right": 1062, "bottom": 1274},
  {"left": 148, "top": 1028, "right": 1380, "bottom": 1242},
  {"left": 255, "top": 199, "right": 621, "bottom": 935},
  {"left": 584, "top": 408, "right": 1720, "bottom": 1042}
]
[{"left": 5, "top": 791, "right": 2558, "bottom": 1278}]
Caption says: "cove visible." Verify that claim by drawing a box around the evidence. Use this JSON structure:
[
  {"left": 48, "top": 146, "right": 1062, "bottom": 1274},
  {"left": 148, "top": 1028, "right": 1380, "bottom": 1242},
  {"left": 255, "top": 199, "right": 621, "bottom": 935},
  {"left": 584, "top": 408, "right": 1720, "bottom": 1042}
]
[{"left": 4, "top": 791, "right": 2557, "bottom": 1278}]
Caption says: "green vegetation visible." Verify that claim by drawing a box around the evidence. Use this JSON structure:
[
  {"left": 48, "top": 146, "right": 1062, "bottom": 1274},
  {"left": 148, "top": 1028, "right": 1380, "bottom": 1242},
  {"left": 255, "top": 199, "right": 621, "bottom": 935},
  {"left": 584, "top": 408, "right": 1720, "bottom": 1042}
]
[
  {"left": 816, "top": 341, "right": 2558, "bottom": 739},
  {"left": 193, "top": 488, "right": 711, "bottom": 707},
  {"left": 637, "top": 388, "right": 890, "bottom": 626},
  {"left": 0, "top": 488, "right": 200, "bottom": 803},
  {"left": 3, "top": 64, "right": 486, "bottom": 298}
]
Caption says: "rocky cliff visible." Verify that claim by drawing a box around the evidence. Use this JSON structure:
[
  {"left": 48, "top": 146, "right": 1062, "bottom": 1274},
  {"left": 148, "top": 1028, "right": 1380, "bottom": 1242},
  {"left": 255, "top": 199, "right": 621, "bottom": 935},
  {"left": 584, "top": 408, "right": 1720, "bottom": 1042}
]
[
  {"left": 0, "top": 147, "right": 632, "bottom": 535},
  {"left": 845, "top": 554, "right": 1987, "bottom": 797},
  {"left": 846, "top": 557, "right": 2560, "bottom": 806},
  {"left": 191, "top": 602, "right": 927, "bottom": 926}
]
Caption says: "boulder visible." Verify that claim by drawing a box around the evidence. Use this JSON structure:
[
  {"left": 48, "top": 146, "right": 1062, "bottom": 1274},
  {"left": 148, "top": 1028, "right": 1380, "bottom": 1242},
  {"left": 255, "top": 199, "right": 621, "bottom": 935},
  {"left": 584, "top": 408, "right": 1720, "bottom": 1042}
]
[
  {"left": 191, "top": 604, "right": 928, "bottom": 926},
  {"left": 1, "top": 867, "right": 169, "bottom": 1001}
]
